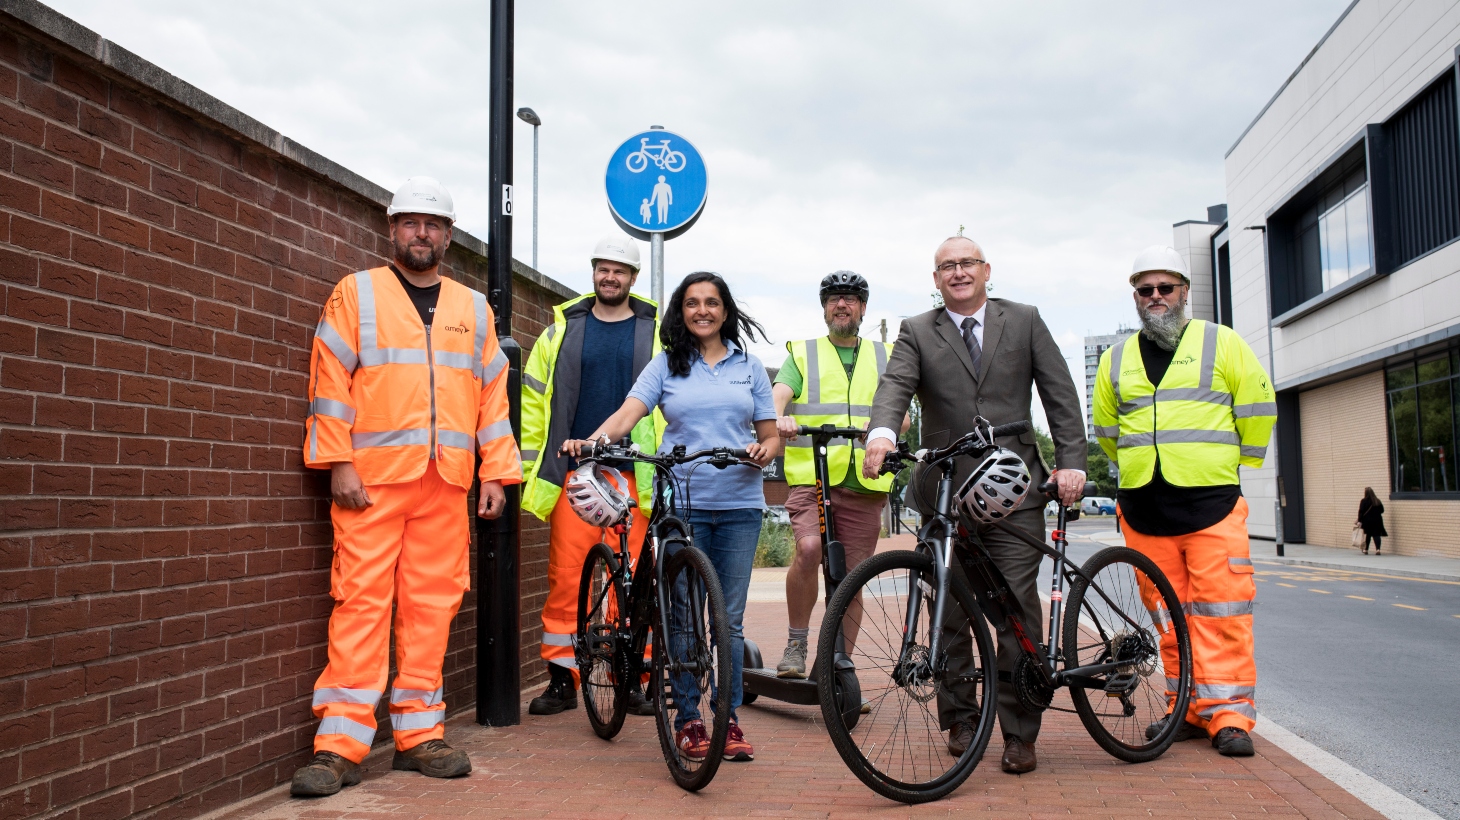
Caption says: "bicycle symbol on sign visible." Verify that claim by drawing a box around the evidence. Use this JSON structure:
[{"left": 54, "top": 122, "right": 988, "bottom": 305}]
[{"left": 625, "top": 138, "right": 687, "bottom": 173}]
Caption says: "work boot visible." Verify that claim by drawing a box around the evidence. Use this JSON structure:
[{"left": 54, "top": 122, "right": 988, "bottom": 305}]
[
  {"left": 290, "top": 751, "right": 361, "bottom": 797},
  {"left": 1145, "top": 713, "right": 1207, "bottom": 742},
  {"left": 627, "top": 684, "right": 656, "bottom": 717},
  {"left": 528, "top": 666, "right": 578, "bottom": 715},
  {"left": 776, "top": 639, "right": 808, "bottom": 679},
  {"left": 946, "top": 721, "right": 976, "bottom": 757},
  {"left": 1212, "top": 727, "right": 1255, "bottom": 757},
  {"left": 393, "top": 739, "right": 472, "bottom": 777}
]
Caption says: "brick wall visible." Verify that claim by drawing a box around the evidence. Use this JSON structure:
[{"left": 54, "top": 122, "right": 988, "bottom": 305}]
[{"left": 0, "top": 7, "right": 567, "bottom": 819}]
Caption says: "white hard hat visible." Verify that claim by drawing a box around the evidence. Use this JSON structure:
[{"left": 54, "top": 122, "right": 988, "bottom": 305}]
[
  {"left": 591, "top": 234, "right": 641, "bottom": 272},
  {"left": 1129, "top": 245, "right": 1190, "bottom": 285},
  {"left": 387, "top": 176, "right": 456, "bottom": 222}
]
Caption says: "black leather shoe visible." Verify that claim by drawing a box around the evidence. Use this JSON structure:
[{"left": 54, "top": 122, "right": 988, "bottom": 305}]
[
  {"left": 626, "top": 686, "right": 656, "bottom": 716},
  {"left": 1001, "top": 734, "right": 1037, "bottom": 774},
  {"left": 1145, "top": 713, "right": 1207, "bottom": 742},
  {"left": 1213, "top": 727, "right": 1254, "bottom": 757},
  {"left": 528, "top": 669, "right": 578, "bottom": 715},
  {"left": 290, "top": 751, "right": 360, "bottom": 797},
  {"left": 946, "top": 721, "right": 976, "bottom": 757}
]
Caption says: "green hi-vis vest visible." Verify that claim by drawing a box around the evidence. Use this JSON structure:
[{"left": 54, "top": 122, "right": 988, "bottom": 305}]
[
  {"left": 1092, "top": 320, "right": 1277, "bottom": 490},
  {"left": 520, "top": 293, "right": 664, "bottom": 520},
  {"left": 784, "top": 337, "right": 895, "bottom": 493}
]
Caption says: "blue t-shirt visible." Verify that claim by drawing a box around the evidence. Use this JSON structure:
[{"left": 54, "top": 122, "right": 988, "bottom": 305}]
[
  {"left": 570, "top": 312, "right": 638, "bottom": 442},
  {"left": 628, "top": 339, "right": 776, "bottom": 511}
]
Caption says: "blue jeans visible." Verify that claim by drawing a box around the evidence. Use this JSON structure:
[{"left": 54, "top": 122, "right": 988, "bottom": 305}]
[{"left": 671, "top": 508, "right": 760, "bottom": 730}]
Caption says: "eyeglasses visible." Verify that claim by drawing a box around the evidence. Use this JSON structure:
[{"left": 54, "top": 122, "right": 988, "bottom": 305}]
[
  {"left": 823, "top": 294, "right": 862, "bottom": 305},
  {"left": 936, "top": 258, "right": 987, "bottom": 273},
  {"left": 1135, "top": 283, "right": 1183, "bottom": 297}
]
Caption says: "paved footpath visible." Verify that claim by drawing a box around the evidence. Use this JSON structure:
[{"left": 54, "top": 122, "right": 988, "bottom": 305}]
[{"left": 210, "top": 535, "right": 1382, "bottom": 820}]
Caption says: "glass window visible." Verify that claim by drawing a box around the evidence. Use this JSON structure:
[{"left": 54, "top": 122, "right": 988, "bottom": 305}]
[
  {"left": 1390, "top": 387, "right": 1421, "bottom": 493},
  {"left": 1419, "top": 380, "right": 1455, "bottom": 491},
  {"left": 1386, "top": 348, "right": 1460, "bottom": 494},
  {"left": 1318, "top": 186, "right": 1372, "bottom": 291}
]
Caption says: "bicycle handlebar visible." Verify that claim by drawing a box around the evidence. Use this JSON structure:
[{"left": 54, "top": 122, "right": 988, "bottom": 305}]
[
  {"left": 795, "top": 423, "right": 868, "bottom": 439},
  {"left": 578, "top": 442, "right": 754, "bottom": 469},
  {"left": 877, "top": 417, "right": 1031, "bottom": 476}
]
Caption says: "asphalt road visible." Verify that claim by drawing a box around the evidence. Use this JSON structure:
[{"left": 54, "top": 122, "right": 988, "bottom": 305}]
[{"left": 1050, "top": 517, "right": 1460, "bottom": 819}]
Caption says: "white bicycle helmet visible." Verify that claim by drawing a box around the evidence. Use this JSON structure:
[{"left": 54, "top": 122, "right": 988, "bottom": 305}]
[
  {"left": 956, "top": 447, "right": 1032, "bottom": 524},
  {"left": 566, "top": 463, "right": 633, "bottom": 528}
]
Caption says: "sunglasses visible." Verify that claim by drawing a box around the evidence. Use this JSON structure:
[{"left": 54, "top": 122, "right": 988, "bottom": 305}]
[{"left": 1135, "top": 283, "right": 1183, "bottom": 297}]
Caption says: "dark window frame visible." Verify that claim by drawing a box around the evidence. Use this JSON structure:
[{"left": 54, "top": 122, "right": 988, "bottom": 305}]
[{"left": 1384, "top": 341, "right": 1460, "bottom": 498}]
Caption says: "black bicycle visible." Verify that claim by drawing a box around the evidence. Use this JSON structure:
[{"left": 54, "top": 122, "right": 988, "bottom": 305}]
[
  {"left": 816, "top": 417, "right": 1193, "bottom": 803},
  {"left": 573, "top": 441, "right": 750, "bottom": 791}
]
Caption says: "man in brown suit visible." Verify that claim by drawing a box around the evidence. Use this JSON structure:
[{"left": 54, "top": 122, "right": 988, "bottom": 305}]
[{"left": 863, "top": 236, "right": 1086, "bottom": 774}]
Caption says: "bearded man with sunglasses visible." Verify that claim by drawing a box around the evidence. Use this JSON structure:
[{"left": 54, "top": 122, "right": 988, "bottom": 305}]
[{"left": 1091, "top": 246, "right": 1276, "bottom": 758}]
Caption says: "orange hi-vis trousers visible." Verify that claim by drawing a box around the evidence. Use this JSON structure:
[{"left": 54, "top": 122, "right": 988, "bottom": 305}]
[
  {"left": 542, "top": 474, "right": 648, "bottom": 682},
  {"left": 312, "top": 461, "right": 470, "bottom": 763},
  {"left": 1121, "top": 497, "right": 1257, "bottom": 735}
]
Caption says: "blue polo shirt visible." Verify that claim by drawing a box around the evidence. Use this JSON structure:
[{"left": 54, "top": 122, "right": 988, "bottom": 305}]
[{"left": 628, "top": 339, "right": 776, "bottom": 511}]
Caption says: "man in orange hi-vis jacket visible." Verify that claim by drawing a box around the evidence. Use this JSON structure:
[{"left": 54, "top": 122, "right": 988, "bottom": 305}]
[{"left": 290, "top": 177, "right": 521, "bottom": 797}]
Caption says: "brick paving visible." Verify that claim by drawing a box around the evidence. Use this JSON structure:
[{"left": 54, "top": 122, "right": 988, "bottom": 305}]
[{"left": 211, "top": 536, "right": 1380, "bottom": 819}]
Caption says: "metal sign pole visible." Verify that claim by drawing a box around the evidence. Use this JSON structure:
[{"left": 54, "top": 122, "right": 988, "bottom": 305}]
[{"left": 651, "top": 232, "right": 664, "bottom": 306}]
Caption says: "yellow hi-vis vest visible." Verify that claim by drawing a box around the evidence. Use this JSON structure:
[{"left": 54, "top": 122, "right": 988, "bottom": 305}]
[
  {"left": 1092, "top": 320, "right": 1277, "bottom": 489},
  {"left": 519, "top": 293, "right": 664, "bottom": 520},
  {"left": 784, "top": 337, "right": 895, "bottom": 493}
]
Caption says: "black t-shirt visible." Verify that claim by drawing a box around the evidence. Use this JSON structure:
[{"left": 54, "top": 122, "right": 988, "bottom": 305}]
[
  {"left": 391, "top": 265, "right": 441, "bottom": 326},
  {"left": 1116, "top": 327, "right": 1241, "bottom": 537}
]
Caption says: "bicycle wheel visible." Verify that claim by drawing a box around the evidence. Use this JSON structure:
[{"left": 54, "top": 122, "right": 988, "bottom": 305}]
[
  {"left": 577, "top": 542, "right": 629, "bottom": 740},
  {"left": 816, "top": 549, "right": 996, "bottom": 804},
  {"left": 625, "top": 151, "right": 648, "bottom": 173},
  {"left": 653, "top": 542, "right": 731, "bottom": 791},
  {"left": 663, "top": 150, "right": 686, "bottom": 172},
  {"left": 1063, "top": 546, "right": 1192, "bottom": 762}
]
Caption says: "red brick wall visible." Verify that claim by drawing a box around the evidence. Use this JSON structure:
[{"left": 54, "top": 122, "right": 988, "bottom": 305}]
[{"left": 0, "top": 15, "right": 560, "bottom": 820}]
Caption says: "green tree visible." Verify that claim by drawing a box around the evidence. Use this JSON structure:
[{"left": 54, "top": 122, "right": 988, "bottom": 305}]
[
  {"left": 1033, "top": 425, "right": 1056, "bottom": 471},
  {"left": 1087, "top": 440, "right": 1118, "bottom": 497}
]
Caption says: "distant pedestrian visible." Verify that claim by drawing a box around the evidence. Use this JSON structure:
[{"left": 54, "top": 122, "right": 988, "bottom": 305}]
[{"left": 1357, "top": 487, "right": 1386, "bottom": 555}]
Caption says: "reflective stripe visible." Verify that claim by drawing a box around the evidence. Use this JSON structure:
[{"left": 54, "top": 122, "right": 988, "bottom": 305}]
[
  {"left": 1228, "top": 557, "right": 1253, "bottom": 568},
  {"left": 317, "top": 716, "right": 377, "bottom": 745},
  {"left": 1184, "top": 600, "right": 1253, "bottom": 617},
  {"left": 545, "top": 323, "right": 557, "bottom": 341},
  {"left": 390, "top": 687, "right": 444, "bottom": 707},
  {"left": 482, "top": 349, "right": 509, "bottom": 384},
  {"left": 1118, "top": 395, "right": 1154, "bottom": 414},
  {"left": 1108, "top": 339, "right": 1124, "bottom": 398},
  {"left": 358, "top": 347, "right": 429, "bottom": 367},
  {"left": 523, "top": 372, "right": 548, "bottom": 393},
  {"left": 390, "top": 710, "right": 444, "bottom": 731},
  {"left": 804, "top": 339, "right": 820, "bottom": 403},
  {"left": 1147, "top": 605, "right": 1173, "bottom": 629},
  {"left": 1198, "top": 701, "right": 1256, "bottom": 720},
  {"left": 785, "top": 437, "right": 854, "bottom": 449},
  {"left": 548, "top": 656, "right": 578, "bottom": 669},
  {"left": 1194, "top": 683, "right": 1254, "bottom": 701},
  {"left": 1119, "top": 389, "right": 1232, "bottom": 415},
  {"left": 477, "top": 419, "right": 513, "bottom": 446},
  {"left": 788, "top": 403, "right": 873, "bottom": 416},
  {"left": 434, "top": 350, "right": 475, "bottom": 370},
  {"left": 873, "top": 342, "right": 888, "bottom": 377},
  {"left": 357, "top": 270, "right": 378, "bottom": 349},
  {"left": 352, "top": 429, "right": 430, "bottom": 449},
  {"left": 315, "top": 320, "right": 359, "bottom": 373},
  {"left": 1241, "top": 444, "right": 1268, "bottom": 459},
  {"left": 438, "top": 430, "right": 475, "bottom": 451},
  {"left": 1165, "top": 677, "right": 1180, "bottom": 692},
  {"left": 1117, "top": 429, "right": 1241, "bottom": 448},
  {"left": 309, "top": 397, "right": 356, "bottom": 423},
  {"left": 1092, "top": 425, "right": 1119, "bottom": 438},
  {"left": 1199, "top": 322, "right": 1219, "bottom": 391},
  {"left": 521, "top": 449, "right": 540, "bottom": 462},
  {"left": 471, "top": 289, "right": 489, "bottom": 378},
  {"left": 541, "top": 632, "right": 574, "bottom": 647},
  {"left": 1118, "top": 432, "right": 1155, "bottom": 448},
  {"left": 1233, "top": 402, "right": 1277, "bottom": 419},
  {"left": 313, "top": 687, "right": 382, "bottom": 707}
]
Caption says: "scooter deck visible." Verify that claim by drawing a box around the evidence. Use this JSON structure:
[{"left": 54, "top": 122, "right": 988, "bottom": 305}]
[{"left": 742, "top": 666, "right": 820, "bottom": 705}]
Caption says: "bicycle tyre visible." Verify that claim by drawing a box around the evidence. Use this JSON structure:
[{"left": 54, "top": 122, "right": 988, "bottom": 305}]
[
  {"left": 577, "top": 542, "right": 629, "bottom": 740},
  {"left": 653, "top": 542, "right": 732, "bottom": 791},
  {"left": 1063, "top": 546, "right": 1193, "bottom": 763},
  {"left": 625, "top": 151, "right": 648, "bottom": 173},
  {"left": 816, "top": 549, "right": 996, "bottom": 804}
]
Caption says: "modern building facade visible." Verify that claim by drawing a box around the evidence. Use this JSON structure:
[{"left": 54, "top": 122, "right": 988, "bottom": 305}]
[
  {"left": 1224, "top": 0, "right": 1460, "bottom": 557},
  {"left": 1084, "top": 329, "right": 1136, "bottom": 439}
]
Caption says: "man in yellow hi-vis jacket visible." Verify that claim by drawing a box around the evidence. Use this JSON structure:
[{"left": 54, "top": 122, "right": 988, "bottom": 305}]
[
  {"left": 519, "top": 235, "right": 661, "bottom": 716},
  {"left": 1092, "top": 246, "right": 1276, "bottom": 758}
]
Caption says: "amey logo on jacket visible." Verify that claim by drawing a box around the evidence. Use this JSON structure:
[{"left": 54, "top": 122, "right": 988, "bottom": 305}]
[{"left": 443, "top": 322, "right": 469, "bottom": 335}]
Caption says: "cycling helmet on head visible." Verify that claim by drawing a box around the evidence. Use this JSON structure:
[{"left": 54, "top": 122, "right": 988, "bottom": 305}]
[
  {"left": 819, "top": 271, "right": 869, "bottom": 304},
  {"left": 566, "top": 462, "right": 633, "bottom": 528},
  {"left": 956, "top": 447, "right": 1032, "bottom": 524}
]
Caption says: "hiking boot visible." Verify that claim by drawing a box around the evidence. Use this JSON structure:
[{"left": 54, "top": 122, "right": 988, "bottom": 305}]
[
  {"left": 1213, "top": 727, "right": 1255, "bottom": 757},
  {"left": 675, "top": 719, "right": 711, "bottom": 761},
  {"left": 528, "top": 668, "right": 578, "bottom": 715},
  {"left": 393, "top": 739, "right": 472, "bottom": 777},
  {"left": 627, "top": 685, "right": 656, "bottom": 717},
  {"left": 776, "top": 639, "right": 808, "bottom": 679},
  {"left": 290, "top": 751, "right": 361, "bottom": 797},
  {"left": 723, "top": 721, "right": 754, "bottom": 761},
  {"left": 1145, "top": 713, "right": 1207, "bottom": 742}
]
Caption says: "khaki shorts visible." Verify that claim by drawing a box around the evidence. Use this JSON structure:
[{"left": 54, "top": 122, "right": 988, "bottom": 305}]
[{"left": 785, "top": 485, "right": 885, "bottom": 570}]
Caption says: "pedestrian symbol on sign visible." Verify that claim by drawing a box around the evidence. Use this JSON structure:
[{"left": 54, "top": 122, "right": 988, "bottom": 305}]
[{"left": 605, "top": 129, "right": 707, "bottom": 240}]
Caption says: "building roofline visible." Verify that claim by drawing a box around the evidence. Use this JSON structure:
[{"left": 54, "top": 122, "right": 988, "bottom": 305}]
[{"left": 1224, "top": 0, "right": 1362, "bottom": 159}]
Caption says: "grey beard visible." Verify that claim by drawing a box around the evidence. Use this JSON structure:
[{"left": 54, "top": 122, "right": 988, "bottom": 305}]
[
  {"left": 826, "top": 316, "right": 861, "bottom": 339},
  {"left": 1138, "top": 302, "right": 1187, "bottom": 351}
]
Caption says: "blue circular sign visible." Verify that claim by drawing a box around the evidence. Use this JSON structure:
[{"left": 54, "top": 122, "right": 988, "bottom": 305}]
[{"left": 605, "top": 130, "right": 707, "bottom": 239}]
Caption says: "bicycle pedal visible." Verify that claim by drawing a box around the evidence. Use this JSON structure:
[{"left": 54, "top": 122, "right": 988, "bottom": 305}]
[
  {"left": 588, "top": 625, "right": 615, "bottom": 657},
  {"left": 1103, "top": 673, "right": 1138, "bottom": 695}
]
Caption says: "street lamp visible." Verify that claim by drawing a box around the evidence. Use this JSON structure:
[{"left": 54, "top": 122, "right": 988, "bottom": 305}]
[{"left": 516, "top": 107, "right": 541, "bottom": 270}]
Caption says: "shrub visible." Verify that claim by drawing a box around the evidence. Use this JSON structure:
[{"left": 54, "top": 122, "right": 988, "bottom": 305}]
[{"left": 755, "top": 517, "right": 794, "bottom": 568}]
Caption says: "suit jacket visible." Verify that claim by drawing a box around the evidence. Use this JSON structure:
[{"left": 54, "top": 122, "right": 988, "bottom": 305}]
[{"left": 870, "top": 298, "right": 1086, "bottom": 513}]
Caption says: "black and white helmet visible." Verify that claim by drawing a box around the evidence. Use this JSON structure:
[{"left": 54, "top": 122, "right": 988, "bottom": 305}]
[
  {"left": 956, "top": 448, "right": 1032, "bottom": 524},
  {"left": 566, "top": 462, "right": 633, "bottom": 528},
  {"left": 819, "top": 271, "right": 869, "bottom": 304}
]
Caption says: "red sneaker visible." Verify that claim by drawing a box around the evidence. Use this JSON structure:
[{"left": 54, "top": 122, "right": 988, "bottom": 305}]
[
  {"left": 675, "top": 719, "right": 710, "bottom": 761},
  {"left": 723, "top": 721, "right": 754, "bottom": 761}
]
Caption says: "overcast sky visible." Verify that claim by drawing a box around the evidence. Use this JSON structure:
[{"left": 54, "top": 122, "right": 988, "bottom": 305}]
[{"left": 48, "top": 0, "right": 1348, "bottom": 430}]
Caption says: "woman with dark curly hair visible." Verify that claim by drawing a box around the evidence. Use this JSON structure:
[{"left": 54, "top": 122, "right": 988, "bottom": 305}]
[{"left": 562, "top": 271, "right": 778, "bottom": 763}]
